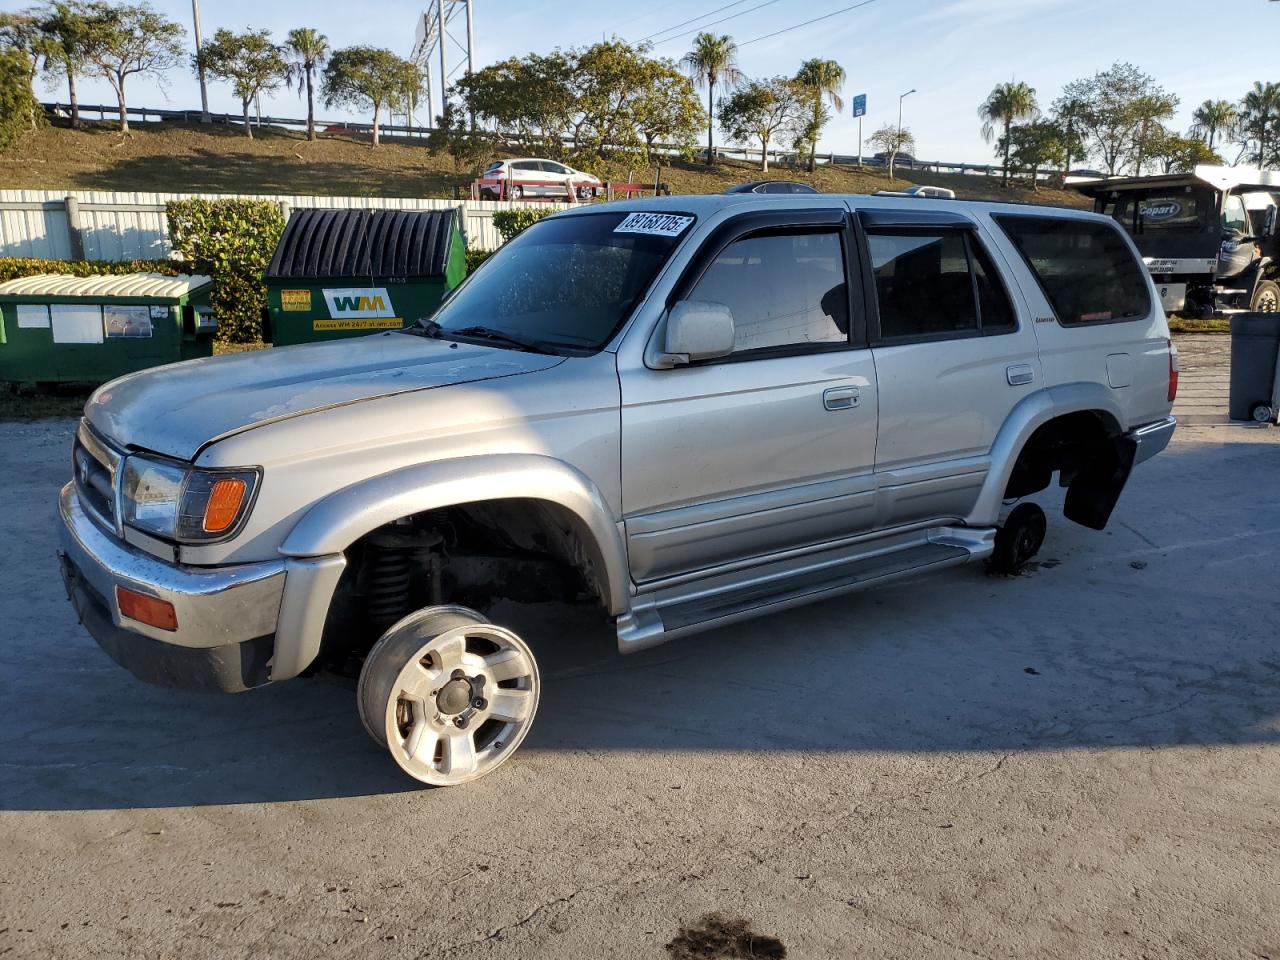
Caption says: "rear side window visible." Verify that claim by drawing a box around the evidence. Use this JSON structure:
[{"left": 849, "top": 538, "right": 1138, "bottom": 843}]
[
  {"left": 995, "top": 215, "right": 1150, "bottom": 325},
  {"left": 866, "top": 230, "right": 1017, "bottom": 340}
]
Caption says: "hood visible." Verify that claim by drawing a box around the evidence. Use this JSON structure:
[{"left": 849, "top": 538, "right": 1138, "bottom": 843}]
[{"left": 85, "top": 332, "right": 565, "bottom": 460}]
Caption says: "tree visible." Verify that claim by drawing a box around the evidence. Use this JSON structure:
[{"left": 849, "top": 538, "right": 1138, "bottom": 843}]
[
  {"left": 322, "top": 45, "right": 412, "bottom": 147},
  {"left": 1146, "top": 127, "right": 1220, "bottom": 174},
  {"left": 869, "top": 123, "right": 914, "bottom": 179},
  {"left": 1059, "top": 63, "right": 1177, "bottom": 176},
  {"left": 631, "top": 56, "right": 703, "bottom": 164},
  {"left": 196, "top": 28, "right": 285, "bottom": 139},
  {"left": 1191, "top": 98, "right": 1237, "bottom": 151},
  {"left": 0, "top": 11, "right": 45, "bottom": 129},
  {"left": 1051, "top": 93, "right": 1088, "bottom": 175},
  {"left": 793, "top": 57, "right": 844, "bottom": 173},
  {"left": 0, "top": 44, "right": 41, "bottom": 149},
  {"left": 680, "top": 32, "right": 743, "bottom": 166},
  {"left": 426, "top": 98, "right": 489, "bottom": 172},
  {"left": 35, "top": 2, "right": 93, "bottom": 128},
  {"left": 564, "top": 39, "right": 653, "bottom": 161},
  {"left": 719, "top": 77, "right": 803, "bottom": 172},
  {"left": 283, "top": 27, "right": 328, "bottom": 141},
  {"left": 979, "top": 80, "right": 1038, "bottom": 187},
  {"left": 1002, "top": 120, "right": 1069, "bottom": 189},
  {"left": 453, "top": 52, "right": 573, "bottom": 155},
  {"left": 79, "top": 2, "right": 184, "bottom": 134},
  {"left": 1238, "top": 81, "right": 1280, "bottom": 167}
]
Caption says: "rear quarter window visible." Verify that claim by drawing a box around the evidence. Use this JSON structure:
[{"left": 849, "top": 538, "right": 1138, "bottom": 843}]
[{"left": 994, "top": 215, "right": 1151, "bottom": 325}]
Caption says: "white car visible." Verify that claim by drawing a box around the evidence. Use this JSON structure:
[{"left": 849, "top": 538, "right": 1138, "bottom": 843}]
[
  {"left": 902, "top": 185, "right": 956, "bottom": 199},
  {"left": 480, "top": 158, "right": 602, "bottom": 201}
]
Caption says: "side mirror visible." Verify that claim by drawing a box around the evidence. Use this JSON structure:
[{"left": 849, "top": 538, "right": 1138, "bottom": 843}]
[{"left": 657, "top": 300, "right": 735, "bottom": 367}]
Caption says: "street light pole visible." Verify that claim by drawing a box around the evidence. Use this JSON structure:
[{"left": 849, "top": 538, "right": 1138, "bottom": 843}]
[
  {"left": 897, "top": 88, "right": 916, "bottom": 143},
  {"left": 192, "top": 0, "right": 210, "bottom": 123}
]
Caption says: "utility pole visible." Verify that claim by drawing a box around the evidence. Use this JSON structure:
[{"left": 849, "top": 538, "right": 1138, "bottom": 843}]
[
  {"left": 897, "top": 88, "right": 916, "bottom": 144},
  {"left": 192, "top": 0, "right": 210, "bottom": 123}
]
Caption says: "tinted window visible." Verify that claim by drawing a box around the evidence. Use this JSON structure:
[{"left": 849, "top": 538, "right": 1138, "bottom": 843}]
[
  {"left": 512, "top": 160, "right": 539, "bottom": 171},
  {"left": 868, "top": 232, "right": 974, "bottom": 338},
  {"left": 687, "top": 230, "right": 849, "bottom": 354},
  {"left": 972, "top": 241, "right": 1016, "bottom": 332},
  {"left": 426, "top": 212, "right": 689, "bottom": 352},
  {"left": 995, "top": 215, "right": 1150, "bottom": 325},
  {"left": 1107, "top": 190, "right": 1214, "bottom": 234}
]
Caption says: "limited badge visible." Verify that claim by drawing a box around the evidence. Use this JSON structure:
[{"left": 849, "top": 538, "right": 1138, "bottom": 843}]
[{"left": 281, "top": 289, "right": 312, "bottom": 312}]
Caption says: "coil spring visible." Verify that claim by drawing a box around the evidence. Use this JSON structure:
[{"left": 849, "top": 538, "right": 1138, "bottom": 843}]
[{"left": 366, "top": 544, "right": 414, "bottom": 631}]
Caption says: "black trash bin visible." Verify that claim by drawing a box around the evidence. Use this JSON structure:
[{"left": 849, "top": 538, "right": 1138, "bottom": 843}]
[{"left": 1229, "top": 313, "right": 1280, "bottom": 422}]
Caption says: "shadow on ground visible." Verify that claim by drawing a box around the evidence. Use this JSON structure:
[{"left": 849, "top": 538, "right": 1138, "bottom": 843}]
[{"left": 3, "top": 422, "right": 1279, "bottom": 811}]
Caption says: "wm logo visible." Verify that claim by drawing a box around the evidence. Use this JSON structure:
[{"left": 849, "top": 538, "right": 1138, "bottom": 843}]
[{"left": 322, "top": 287, "right": 395, "bottom": 318}]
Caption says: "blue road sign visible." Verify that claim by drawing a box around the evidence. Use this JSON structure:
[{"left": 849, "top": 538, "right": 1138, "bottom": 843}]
[{"left": 852, "top": 94, "right": 867, "bottom": 118}]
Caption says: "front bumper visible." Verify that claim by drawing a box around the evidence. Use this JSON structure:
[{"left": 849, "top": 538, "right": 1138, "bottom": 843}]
[{"left": 57, "top": 482, "right": 287, "bottom": 692}]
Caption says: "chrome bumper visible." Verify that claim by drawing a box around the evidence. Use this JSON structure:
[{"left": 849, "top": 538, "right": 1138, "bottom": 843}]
[
  {"left": 1131, "top": 416, "right": 1177, "bottom": 466},
  {"left": 57, "top": 482, "right": 286, "bottom": 649}
]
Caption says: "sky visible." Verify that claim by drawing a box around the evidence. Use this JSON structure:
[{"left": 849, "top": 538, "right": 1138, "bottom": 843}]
[{"left": 13, "top": 0, "right": 1274, "bottom": 165}]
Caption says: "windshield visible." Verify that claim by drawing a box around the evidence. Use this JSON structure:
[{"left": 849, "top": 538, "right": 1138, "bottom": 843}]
[{"left": 422, "top": 211, "right": 692, "bottom": 353}]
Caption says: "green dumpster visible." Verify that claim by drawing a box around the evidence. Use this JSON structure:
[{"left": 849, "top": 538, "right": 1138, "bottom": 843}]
[
  {"left": 0, "top": 272, "right": 216, "bottom": 386},
  {"left": 263, "top": 208, "right": 467, "bottom": 346}
]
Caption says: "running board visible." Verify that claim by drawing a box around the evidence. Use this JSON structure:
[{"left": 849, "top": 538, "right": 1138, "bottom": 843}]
[{"left": 616, "top": 525, "right": 995, "bottom": 653}]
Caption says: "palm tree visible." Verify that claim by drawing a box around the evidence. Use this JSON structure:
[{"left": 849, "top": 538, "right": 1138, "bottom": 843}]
[
  {"left": 681, "top": 32, "right": 743, "bottom": 166},
  {"left": 284, "top": 27, "right": 329, "bottom": 141},
  {"left": 979, "top": 80, "right": 1038, "bottom": 187},
  {"left": 1239, "top": 82, "right": 1280, "bottom": 167},
  {"left": 795, "top": 57, "right": 845, "bottom": 173},
  {"left": 1191, "top": 99, "right": 1237, "bottom": 151}
]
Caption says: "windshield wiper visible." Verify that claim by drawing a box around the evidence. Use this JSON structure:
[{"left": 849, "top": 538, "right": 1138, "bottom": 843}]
[{"left": 449, "top": 325, "right": 556, "bottom": 354}]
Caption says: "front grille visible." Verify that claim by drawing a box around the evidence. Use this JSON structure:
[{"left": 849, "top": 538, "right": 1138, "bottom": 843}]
[{"left": 73, "top": 422, "right": 122, "bottom": 532}]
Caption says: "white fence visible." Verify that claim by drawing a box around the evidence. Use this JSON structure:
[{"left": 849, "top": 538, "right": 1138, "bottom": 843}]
[{"left": 0, "top": 190, "right": 568, "bottom": 261}]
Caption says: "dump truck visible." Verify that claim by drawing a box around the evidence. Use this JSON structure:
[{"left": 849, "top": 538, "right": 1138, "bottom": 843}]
[{"left": 1074, "top": 165, "right": 1280, "bottom": 317}]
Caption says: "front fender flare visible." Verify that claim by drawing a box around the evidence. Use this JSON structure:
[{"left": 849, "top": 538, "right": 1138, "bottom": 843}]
[
  {"left": 279, "top": 453, "right": 630, "bottom": 616},
  {"left": 965, "top": 382, "right": 1125, "bottom": 527}
]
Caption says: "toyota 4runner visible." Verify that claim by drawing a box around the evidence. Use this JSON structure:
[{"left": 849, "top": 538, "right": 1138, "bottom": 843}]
[{"left": 57, "top": 195, "right": 1178, "bottom": 786}]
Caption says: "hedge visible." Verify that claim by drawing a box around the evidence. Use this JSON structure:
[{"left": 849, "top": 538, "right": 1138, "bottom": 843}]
[
  {"left": 492, "top": 208, "right": 551, "bottom": 243},
  {"left": 0, "top": 257, "right": 180, "bottom": 283},
  {"left": 166, "top": 199, "right": 285, "bottom": 344}
]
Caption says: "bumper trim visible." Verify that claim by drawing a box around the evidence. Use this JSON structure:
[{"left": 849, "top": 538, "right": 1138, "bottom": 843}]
[
  {"left": 1131, "top": 416, "right": 1176, "bottom": 466},
  {"left": 61, "top": 552, "right": 273, "bottom": 693},
  {"left": 58, "top": 482, "right": 286, "bottom": 649}
]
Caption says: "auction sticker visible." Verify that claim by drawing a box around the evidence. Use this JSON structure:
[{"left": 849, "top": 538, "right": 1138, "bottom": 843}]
[
  {"left": 281, "top": 289, "right": 312, "bottom": 312},
  {"left": 614, "top": 212, "right": 694, "bottom": 237}
]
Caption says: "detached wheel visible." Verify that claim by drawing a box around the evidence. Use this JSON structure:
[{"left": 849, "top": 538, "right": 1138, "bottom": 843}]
[
  {"left": 1251, "top": 280, "right": 1280, "bottom": 313},
  {"left": 358, "top": 605, "right": 540, "bottom": 787},
  {"left": 988, "top": 503, "right": 1047, "bottom": 575}
]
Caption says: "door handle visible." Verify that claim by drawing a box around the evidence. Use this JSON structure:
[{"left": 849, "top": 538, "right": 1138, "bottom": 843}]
[
  {"left": 823, "top": 386, "right": 860, "bottom": 410},
  {"left": 1006, "top": 364, "right": 1035, "bottom": 386}
]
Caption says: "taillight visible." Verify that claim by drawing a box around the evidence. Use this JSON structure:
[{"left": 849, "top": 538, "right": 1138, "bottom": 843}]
[{"left": 1167, "top": 338, "right": 1179, "bottom": 402}]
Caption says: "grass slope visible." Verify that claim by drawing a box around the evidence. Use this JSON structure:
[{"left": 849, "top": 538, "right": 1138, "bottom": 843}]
[{"left": 1, "top": 120, "right": 1088, "bottom": 208}]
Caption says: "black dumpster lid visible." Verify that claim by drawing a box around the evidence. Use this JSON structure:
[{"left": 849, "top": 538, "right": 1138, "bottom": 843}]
[{"left": 265, "top": 208, "right": 459, "bottom": 280}]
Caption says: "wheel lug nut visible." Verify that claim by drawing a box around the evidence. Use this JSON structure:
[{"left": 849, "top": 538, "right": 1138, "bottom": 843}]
[
  {"left": 473, "top": 697, "right": 487, "bottom": 710},
  {"left": 454, "top": 716, "right": 468, "bottom": 729}
]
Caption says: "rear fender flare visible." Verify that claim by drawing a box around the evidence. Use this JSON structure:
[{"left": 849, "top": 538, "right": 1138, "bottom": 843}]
[{"left": 966, "top": 383, "right": 1125, "bottom": 527}]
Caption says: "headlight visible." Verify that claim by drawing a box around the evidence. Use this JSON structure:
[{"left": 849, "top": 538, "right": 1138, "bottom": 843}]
[{"left": 120, "top": 455, "right": 259, "bottom": 543}]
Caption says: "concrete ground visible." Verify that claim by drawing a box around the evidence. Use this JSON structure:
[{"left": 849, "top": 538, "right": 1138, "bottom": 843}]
[{"left": 4, "top": 335, "right": 1279, "bottom": 960}]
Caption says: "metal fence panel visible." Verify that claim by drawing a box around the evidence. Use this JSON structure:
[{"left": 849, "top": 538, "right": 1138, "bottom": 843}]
[{"left": 0, "top": 190, "right": 563, "bottom": 260}]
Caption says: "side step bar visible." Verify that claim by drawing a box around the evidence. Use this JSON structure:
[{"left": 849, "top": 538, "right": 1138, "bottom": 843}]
[{"left": 616, "top": 525, "right": 995, "bottom": 653}]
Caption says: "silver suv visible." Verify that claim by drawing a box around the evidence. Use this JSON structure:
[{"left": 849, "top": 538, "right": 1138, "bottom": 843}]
[{"left": 57, "top": 195, "right": 1178, "bottom": 786}]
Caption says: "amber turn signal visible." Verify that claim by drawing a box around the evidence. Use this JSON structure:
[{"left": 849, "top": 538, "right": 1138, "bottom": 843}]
[
  {"left": 203, "top": 478, "right": 247, "bottom": 533},
  {"left": 116, "top": 586, "right": 178, "bottom": 631}
]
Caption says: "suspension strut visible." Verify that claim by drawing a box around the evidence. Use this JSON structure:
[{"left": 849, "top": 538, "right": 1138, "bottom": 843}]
[{"left": 365, "top": 527, "right": 444, "bottom": 633}]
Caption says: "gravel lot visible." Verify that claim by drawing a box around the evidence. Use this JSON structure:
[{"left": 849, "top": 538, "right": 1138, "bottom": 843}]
[{"left": 3, "top": 348, "right": 1279, "bottom": 959}]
